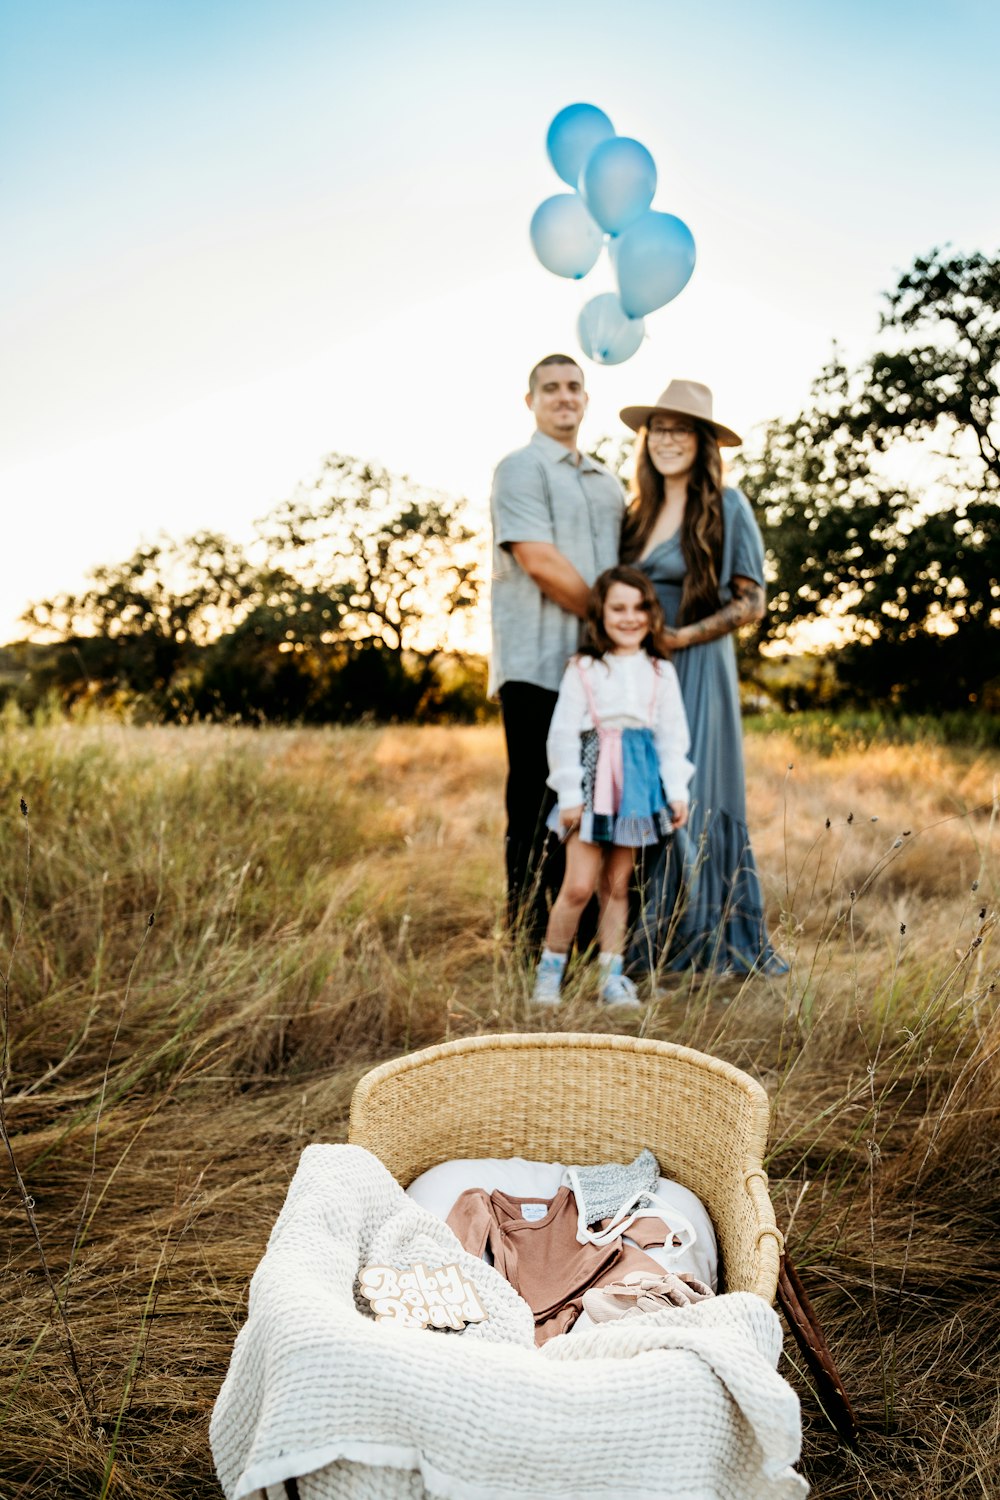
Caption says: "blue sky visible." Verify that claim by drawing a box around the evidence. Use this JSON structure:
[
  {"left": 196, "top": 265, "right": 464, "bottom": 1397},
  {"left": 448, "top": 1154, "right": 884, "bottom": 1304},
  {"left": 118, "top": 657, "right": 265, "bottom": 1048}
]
[{"left": 2, "top": 0, "right": 998, "bottom": 641}]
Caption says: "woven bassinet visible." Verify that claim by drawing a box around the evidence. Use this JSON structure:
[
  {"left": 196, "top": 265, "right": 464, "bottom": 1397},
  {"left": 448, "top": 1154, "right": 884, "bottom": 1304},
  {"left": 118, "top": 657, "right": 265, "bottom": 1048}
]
[{"left": 348, "top": 1031, "right": 783, "bottom": 1302}]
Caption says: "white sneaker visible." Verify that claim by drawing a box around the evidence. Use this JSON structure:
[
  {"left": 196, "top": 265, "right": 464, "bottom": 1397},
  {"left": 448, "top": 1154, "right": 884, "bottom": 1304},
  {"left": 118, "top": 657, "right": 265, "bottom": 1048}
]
[
  {"left": 532, "top": 954, "right": 564, "bottom": 1006},
  {"left": 601, "top": 972, "right": 641, "bottom": 1008}
]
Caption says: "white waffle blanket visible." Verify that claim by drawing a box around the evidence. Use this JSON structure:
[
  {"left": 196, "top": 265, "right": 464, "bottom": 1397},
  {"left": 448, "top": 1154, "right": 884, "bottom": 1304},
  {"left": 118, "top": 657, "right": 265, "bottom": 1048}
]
[{"left": 210, "top": 1145, "right": 807, "bottom": 1500}]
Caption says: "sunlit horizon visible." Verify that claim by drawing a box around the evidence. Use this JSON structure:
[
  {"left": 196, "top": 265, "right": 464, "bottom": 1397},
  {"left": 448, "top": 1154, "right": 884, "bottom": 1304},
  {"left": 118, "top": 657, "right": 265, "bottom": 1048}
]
[{"left": 3, "top": 0, "right": 998, "bottom": 646}]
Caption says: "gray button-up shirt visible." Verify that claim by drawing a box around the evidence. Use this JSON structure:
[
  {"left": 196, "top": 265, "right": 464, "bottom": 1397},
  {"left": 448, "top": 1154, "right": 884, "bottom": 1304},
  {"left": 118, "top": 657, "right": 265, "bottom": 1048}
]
[{"left": 489, "top": 430, "right": 626, "bottom": 694}]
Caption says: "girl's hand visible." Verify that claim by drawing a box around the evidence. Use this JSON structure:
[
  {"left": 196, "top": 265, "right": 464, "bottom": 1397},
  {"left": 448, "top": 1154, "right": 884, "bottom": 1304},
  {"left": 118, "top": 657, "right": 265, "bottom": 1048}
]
[
  {"left": 559, "top": 805, "right": 583, "bottom": 832},
  {"left": 669, "top": 800, "right": 688, "bottom": 830}
]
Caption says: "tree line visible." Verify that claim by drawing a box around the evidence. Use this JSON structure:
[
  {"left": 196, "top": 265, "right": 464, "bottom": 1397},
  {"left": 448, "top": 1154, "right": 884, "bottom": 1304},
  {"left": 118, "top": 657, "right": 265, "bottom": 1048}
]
[
  {"left": 5, "top": 249, "right": 998, "bottom": 723},
  {"left": 9, "top": 456, "right": 486, "bottom": 723}
]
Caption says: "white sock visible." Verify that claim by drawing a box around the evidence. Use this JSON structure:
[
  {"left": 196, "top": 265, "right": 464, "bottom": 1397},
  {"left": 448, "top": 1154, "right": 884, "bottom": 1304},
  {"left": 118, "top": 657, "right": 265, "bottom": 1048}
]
[
  {"left": 540, "top": 948, "right": 568, "bottom": 971},
  {"left": 598, "top": 951, "right": 624, "bottom": 977}
]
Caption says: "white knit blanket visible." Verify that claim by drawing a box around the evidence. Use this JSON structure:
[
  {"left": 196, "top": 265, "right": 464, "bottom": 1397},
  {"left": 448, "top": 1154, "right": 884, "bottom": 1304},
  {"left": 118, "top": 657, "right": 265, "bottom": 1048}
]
[{"left": 210, "top": 1145, "right": 807, "bottom": 1500}]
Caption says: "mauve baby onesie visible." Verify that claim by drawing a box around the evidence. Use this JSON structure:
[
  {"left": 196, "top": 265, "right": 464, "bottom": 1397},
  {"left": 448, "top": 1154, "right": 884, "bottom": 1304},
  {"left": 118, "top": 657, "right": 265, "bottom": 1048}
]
[{"left": 446, "top": 1186, "right": 673, "bottom": 1344}]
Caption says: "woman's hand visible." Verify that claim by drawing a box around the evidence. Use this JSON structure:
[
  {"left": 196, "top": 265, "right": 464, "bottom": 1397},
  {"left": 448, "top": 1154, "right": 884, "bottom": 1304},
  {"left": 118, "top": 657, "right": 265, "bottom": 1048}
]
[
  {"left": 658, "top": 625, "right": 691, "bottom": 652},
  {"left": 559, "top": 804, "right": 583, "bottom": 832},
  {"left": 669, "top": 800, "right": 688, "bottom": 830},
  {"left": 654, "top": 626, "right": 684, "bottom": 656}
]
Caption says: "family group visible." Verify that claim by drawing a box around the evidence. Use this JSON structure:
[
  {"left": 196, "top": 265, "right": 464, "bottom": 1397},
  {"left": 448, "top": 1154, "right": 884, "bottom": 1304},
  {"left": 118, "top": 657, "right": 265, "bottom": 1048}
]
[{"left": 490, "top": 359, "right": 788, "bottom": 1005}]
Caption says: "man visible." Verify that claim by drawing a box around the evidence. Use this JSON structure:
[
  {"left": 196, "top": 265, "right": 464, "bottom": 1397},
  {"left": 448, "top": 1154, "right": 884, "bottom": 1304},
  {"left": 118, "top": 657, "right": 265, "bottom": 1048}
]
[{"left": 490, "top": 354, "right": 626, "bottom": 942}]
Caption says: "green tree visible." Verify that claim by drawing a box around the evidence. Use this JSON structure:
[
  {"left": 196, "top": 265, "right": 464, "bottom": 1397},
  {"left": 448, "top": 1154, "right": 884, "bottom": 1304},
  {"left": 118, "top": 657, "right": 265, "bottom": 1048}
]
[
  {"left": 24, "top": 532, "right": 257, "bottom": 701},
  {"left": 188, "top": 567, "right": 349, "bottom": 720},
  {"left": 737, "top": 249, "right": 1000, "bottom": 710},
  {"left": 257, "top": 453, "right": 481, "bottom": 661}
]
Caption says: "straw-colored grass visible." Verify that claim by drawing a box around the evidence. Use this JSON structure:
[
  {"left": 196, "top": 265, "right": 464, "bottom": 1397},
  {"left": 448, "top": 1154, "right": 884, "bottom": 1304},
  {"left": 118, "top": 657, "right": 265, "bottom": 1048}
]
[{"left": 1, "top": 714, "right": 998, "bottom": 1498}]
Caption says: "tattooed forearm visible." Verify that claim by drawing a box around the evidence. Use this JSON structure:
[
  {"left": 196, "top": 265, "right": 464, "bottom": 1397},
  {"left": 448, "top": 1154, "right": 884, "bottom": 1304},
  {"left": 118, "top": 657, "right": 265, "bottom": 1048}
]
[{"left": 669, "top": 577, "right": 766, "bottom": 648}]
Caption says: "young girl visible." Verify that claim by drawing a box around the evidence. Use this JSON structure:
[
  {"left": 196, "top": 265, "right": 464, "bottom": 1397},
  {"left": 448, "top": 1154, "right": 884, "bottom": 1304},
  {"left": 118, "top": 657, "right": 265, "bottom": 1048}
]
[{"left": 534, "top": 566, "right": 693, "bottom": 1007}]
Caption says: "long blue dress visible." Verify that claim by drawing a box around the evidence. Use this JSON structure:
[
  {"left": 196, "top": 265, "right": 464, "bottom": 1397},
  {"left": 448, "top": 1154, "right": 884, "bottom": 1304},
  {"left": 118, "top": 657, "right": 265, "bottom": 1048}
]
[{"left": 629, "top": 488, "right": 788, "bottom": 976}]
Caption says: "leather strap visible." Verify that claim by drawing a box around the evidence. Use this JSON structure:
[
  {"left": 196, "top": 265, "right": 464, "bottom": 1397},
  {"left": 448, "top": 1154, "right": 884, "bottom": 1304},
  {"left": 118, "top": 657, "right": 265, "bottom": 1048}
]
[{"left": 777, "top": 1251, "right": 859, "bottom": 1447}]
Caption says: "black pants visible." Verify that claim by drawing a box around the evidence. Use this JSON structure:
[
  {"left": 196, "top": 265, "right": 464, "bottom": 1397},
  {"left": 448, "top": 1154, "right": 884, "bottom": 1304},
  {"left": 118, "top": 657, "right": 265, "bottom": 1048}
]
[
  {"left": 499, "top": 681, "right": 561, "bottom": 946},
  {"left": 499, "top": 681, "right": 598, "bottom": 952}
]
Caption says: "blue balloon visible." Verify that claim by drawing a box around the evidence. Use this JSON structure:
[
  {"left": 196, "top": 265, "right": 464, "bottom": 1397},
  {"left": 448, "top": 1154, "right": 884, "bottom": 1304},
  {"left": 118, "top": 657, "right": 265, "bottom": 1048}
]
[
  {"left": 577, "top": 292, "right": 645, "bottom": 366},
  {"left": 614, "top": 210, "right": 697, "bottom": 317},
  {"left": 546, "top": 103, "right": 615, "bottom": 188},
  {"left": 579, "top": 137, "right": 656, "bottom": 236},
  {"left": 529, "top": 193, "right": 605, "bottom": 280}
]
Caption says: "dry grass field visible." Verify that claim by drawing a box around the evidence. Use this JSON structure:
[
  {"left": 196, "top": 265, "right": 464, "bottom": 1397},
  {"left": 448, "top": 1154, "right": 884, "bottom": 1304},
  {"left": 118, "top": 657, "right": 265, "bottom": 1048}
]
[{"left": 1, "top": 713, "right": 998, "bottom": 1498}]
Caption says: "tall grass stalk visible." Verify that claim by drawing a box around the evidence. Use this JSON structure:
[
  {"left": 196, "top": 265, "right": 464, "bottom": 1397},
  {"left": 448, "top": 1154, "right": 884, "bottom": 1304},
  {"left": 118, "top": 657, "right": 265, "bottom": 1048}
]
[
  {"left": 97, "top": 1230, "right": 172, "bottom": 1500},
  {"left": 67, "top": 913, "right": 155, "bottom": 1301}
]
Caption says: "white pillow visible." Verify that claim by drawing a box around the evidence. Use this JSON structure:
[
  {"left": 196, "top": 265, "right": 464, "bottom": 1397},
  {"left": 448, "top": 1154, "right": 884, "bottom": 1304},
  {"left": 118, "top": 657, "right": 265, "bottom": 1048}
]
[
  {"left": 406, "top": 1157, "right": 566, "bottom": 1219},
  {"left": 405, "top": 1158, "right": 718, "bottom": 1306}
]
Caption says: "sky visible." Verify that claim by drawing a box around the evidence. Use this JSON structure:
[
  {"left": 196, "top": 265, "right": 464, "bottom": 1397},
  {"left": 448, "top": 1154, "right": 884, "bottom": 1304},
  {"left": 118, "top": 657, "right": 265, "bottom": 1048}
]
[{"left": 2, "top": 0, "right": 999, "bottom": 644}]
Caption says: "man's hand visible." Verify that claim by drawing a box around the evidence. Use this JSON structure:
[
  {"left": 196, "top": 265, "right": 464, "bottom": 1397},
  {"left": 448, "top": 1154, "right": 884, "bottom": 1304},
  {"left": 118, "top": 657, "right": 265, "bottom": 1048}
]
[
  {"left": 669, "top": 800, "right": 688, "bottom": 830},
  {"left": 559, "top": 804, "right": 584, "bottom": 832}
]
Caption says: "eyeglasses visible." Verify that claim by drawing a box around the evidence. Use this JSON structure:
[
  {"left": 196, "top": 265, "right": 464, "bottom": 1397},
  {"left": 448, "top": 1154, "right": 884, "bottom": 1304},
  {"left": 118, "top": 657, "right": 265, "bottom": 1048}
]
[{"left": 647, "top": 423, "right": 696, "bottom": 441}]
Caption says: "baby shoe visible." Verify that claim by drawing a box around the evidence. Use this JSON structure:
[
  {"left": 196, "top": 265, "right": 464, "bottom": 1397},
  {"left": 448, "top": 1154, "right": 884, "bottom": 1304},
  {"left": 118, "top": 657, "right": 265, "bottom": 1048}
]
[{"left": 582, "top": 1270, "right": 715, "bottom": 1323}]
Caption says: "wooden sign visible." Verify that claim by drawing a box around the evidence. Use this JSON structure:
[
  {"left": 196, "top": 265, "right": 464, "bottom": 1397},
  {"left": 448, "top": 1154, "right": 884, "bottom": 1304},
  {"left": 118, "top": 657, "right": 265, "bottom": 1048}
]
[{"left": 359, "top": 1262, "right": 489, "bottom": 1331}]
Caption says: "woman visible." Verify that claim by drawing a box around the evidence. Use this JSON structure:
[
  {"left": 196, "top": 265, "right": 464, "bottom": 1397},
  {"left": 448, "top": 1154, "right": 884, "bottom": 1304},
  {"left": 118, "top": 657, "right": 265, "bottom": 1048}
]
[{"left": 619, "top": 379, "right": 787, "bottom": 977}]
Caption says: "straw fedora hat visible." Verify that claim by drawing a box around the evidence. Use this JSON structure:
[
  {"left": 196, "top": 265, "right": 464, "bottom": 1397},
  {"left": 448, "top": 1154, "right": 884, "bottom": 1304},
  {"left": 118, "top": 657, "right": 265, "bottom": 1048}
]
[{"left": 619, "top": 379, "right": 742, "bottom": 447}]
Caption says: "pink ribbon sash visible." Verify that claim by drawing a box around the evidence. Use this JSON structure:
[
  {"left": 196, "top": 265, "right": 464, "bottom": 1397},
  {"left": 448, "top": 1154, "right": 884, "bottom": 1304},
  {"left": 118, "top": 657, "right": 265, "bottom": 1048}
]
[{"left": 593, "top": 727, "right": 624, "bottom": 817}]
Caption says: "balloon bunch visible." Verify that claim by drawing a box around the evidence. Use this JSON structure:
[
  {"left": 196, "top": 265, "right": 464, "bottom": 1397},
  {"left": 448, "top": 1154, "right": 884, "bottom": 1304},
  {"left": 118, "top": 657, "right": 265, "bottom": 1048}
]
[{"left": 529, "top": 103, "right": 696, "bottom": 366}]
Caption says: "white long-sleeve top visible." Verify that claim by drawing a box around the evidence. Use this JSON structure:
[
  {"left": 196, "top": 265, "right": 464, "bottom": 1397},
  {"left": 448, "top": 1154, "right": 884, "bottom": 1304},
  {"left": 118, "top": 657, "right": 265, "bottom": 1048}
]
[{"left": 546, "top": 652, "right": 694, "bottom": 810}]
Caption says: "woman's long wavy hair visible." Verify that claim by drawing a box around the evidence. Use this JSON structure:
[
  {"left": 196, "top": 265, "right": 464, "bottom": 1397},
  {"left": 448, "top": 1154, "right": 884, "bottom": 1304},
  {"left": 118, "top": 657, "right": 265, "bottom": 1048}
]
[
  {"left": 620, "top": 419, "right": 724, "bottom": 624},
  {"left": 578, "top": 565, "right": 668, "bottom": 663}
]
